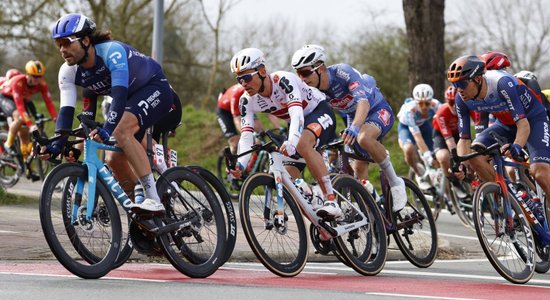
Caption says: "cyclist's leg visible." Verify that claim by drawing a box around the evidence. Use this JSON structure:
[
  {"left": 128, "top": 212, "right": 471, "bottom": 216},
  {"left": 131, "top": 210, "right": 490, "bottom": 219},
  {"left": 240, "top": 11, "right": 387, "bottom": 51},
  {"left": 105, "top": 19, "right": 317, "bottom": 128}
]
[
  {"left": 471, "top": 122, "right": 515, "bottom": 182},
  {"left": 526, "top": 116, "right": 550, "bottom": 200},
  {"left": 433, "top": 130, "right": 451, "bottom": 177}
]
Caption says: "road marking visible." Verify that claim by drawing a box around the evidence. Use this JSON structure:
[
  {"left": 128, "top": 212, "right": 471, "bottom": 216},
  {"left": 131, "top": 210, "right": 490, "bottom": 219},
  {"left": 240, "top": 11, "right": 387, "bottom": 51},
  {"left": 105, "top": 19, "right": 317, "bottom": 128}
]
[
  {"left": 437, "top": 231, "right": 479, "bottom": 241},
  {"left": 368, "top": 293, "right": 481, "bottom": 300},
  {"left": 0, "top": 230, "right": 18, "bottom": 234}
]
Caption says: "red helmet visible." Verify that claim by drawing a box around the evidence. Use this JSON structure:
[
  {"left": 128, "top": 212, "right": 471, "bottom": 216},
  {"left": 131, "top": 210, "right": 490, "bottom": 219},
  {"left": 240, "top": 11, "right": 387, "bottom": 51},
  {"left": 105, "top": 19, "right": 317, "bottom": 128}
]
[
  {"left": 480, "top": 51, "right": 510, "bottom": 70},
  {"left": 445, "top": 86, "right": 457, "bottom": 106},
  {"left": 5, "top": 68, "right": 21, "bottom": 80}
]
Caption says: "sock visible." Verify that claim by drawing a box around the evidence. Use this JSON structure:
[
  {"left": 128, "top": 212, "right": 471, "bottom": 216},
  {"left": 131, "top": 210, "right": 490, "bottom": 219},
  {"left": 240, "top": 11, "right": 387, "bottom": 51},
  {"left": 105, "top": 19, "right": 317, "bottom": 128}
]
[
  {"left": 139, "top": 173, "right": 160, "bottom": 202},
  {"left": 319, "top": 175, "right": 334, "bottom": 200},
  {"left": 379, "top": 155, "right": 402, "bottom": 187},
  {"left": 154, "top": 144, "right": 168, "bottom": 174}
]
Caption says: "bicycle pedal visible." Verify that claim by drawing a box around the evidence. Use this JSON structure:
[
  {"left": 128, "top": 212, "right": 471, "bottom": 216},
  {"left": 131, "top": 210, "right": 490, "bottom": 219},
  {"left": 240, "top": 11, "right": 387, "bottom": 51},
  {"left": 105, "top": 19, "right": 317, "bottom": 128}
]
[{"left": 130, "top": 207, "right": 166, "bottom": 217}]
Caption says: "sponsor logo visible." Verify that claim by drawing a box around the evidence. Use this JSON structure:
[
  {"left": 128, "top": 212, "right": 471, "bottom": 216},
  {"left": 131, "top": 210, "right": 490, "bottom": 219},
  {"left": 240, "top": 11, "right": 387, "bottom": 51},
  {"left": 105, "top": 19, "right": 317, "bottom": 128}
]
[
  {"left": 378, "top": 109, "right": 391, "bottom": 126},
  {"left": 543, "top": 122, "right": 550, "bottom": 147},
  {"left": 336, "top": 68, "right": 350, "bottom": 81},
  {"left": 348, "top": 81, "right": 360, "bottom": 91},
  {"left": 273, "top": 74, "right": 279, "bottom": 83}
]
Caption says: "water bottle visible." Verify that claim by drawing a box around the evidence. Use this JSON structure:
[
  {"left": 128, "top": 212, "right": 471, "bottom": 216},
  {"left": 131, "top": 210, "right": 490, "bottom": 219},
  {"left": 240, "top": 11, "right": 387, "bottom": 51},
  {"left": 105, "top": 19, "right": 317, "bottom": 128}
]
[
  {"left": 295, "top": 178, "right": 314, "bottom": 203},
  {"left": 530, "top": 196, "right": 546, "bottom": 225}
]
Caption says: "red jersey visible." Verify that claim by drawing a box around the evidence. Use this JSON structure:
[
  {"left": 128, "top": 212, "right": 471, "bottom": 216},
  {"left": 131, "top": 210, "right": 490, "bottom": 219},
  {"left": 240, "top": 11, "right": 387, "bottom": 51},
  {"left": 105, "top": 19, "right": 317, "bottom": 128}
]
[
  {"left": 1, "top": 74, "right": 57, "bottom": 127},
  {"left": 433, "top": 103, "right": 459, "bottom": 139},
  {"left": 217, "top": 84, "right": 245, "bottom": 116}
]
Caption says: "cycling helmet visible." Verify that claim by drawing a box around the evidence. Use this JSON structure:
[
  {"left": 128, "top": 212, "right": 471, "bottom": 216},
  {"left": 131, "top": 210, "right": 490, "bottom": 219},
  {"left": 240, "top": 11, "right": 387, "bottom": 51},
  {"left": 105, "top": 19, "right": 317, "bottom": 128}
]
[
  {"left": 291, "top": 45, "right": 326, "bottom": 69},
  {"left": 515, "top": 70, "right": 538, "bottom": 81},
  {"left": 412, "top": 83, "right": 434, "bottom": 101},
  {"left": 481, "top": 51, "right": 510, "bottom": 70},
  {"left": 52, "top": 13, "right": 96, "bottom": 39},
  {"left": 445, "top": 86, "right": 457, "bottom": 106},
  {"left": 447, "top": 55, "right": 486, "bottom": 82},
  {"left": 5, "top": 69, "right": 21, "bottom": 79},
  {"left": 230, "top": 48, "right": 265, "bottom": 74},
  {"left": 25, "top": 60, "right": 45, "bottom": 76}
]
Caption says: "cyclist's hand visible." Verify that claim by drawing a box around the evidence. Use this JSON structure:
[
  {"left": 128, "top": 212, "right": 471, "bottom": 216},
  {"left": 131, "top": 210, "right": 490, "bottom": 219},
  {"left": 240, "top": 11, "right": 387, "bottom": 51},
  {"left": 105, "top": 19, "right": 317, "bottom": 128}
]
[
  {"left": 421, "top": 151, "right": 434, "bottom": 166},
  {"left": 449, "top": 163, "right": 466, "bottom": 181},
  {"left": 89, "top": 127, "right": 110, "bottom": 143},
  {"left": 29, "top": 125, "right": 38, "bottom": 132},
  {"left": 503, "top": 143, "right": 525, "bottom": 161},
  {"left": 280, "top": 141, "right": 296, "bottom": 157},
  {"left": 228, "top": 162, "right": 244, "bottom": 180},
  {"left": 342, "top": 124, "right": 360, "bottom": 145},
  {"left": 38, "top": 143, "right": 61, "bottom": 161}
]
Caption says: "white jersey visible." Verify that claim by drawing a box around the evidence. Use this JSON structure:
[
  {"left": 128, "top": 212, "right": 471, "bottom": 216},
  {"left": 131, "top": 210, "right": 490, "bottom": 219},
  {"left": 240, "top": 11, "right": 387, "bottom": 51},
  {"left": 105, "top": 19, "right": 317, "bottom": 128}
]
[{"left": 238, "top": 71, "right": 326, "bottom": 166}]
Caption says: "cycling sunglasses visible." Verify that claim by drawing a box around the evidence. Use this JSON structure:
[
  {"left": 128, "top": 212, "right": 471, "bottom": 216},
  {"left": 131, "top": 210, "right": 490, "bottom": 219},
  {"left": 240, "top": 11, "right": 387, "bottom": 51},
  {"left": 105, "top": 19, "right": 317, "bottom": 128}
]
[
  {"left": 236, "top": 71, "right": 259, "bottom": 84},
  {"left": 55, "top": 36, "right": 81, "bottom": 48},
  {"left": 296, "top": 64, "right": 322, "bottom": 78},
  {"left": 451, "top": 79, "right": 470, "bottom": 90}
]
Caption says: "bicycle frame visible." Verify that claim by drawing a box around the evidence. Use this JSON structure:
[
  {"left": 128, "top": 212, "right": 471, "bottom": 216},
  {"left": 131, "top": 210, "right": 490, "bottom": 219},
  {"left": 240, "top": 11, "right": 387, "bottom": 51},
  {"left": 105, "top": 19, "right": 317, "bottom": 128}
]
[{"left": 268, "top": 151, "right": 369, "bottom": 239}]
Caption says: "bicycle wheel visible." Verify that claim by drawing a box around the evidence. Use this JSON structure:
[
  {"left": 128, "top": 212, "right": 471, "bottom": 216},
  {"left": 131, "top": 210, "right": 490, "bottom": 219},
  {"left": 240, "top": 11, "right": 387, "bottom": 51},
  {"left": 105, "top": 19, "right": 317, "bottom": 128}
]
[
  {"left": 39, "top": 163, "right": 122, "bottom": 279},
  {"left": 332, "top": 175, "right": 387, "bottom": 276},
  {"left": 0, "top": 131, "right": 20, "bottom": 187},
  {"left": 473, "top": 182, "right": 535, "bottom": 284},
  {"left": 390, "top": 177, "right": 438, "bottom": 268},
  {"left": 187, "top": 165, "right": 237, "bottom": 265},
  {"left": 408, "top": 166, "right": 441, "bottom": 221},
  {"left": 449, "top": 179, "right": 475, "bottom": 230},
  {"left": 156, "top": 166, "right": 226, "bottom": 278},
  {"left": 239, "top": 172, "right": 308, "bottom": 277}
]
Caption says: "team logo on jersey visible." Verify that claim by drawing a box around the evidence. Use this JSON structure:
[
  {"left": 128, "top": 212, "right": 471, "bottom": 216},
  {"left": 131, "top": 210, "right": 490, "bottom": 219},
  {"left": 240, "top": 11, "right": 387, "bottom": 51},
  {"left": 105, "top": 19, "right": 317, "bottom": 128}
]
[
  {"left": 378, "top": 109, "right": 391, "bottom": 126},
  {"left": 348, "top": 81, "right": 360, "bottom": 91},
  {"left": 83, "top": 97, "right": 91, "bottom": 111},
  {"left": 273, "top": 74, "right": 279, "bottom": 84}
]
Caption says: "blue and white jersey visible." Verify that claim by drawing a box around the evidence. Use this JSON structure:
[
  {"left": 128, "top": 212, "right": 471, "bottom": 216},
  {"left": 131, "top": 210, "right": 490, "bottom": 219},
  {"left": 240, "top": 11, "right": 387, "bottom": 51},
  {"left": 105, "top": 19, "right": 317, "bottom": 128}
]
[
  {"left": 57, "top": 40, "right": 163, "bottom": 132},
  {"left": 397, "top": 98, "right": 441, "bottom": 134},
  {"left": 323, "top": 64, "right": 386, "bottom": 114}
]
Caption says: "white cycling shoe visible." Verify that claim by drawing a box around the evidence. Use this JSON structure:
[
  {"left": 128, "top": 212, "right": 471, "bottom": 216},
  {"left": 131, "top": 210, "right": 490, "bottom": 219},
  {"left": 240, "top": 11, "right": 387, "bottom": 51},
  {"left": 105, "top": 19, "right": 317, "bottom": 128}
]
[
  {"left": 316, "top": 200, "right": 343, "bottom": 220},
  {"left": 391, "top": 179, "right": 408, "bottom": 212},
  {"left": 132, "top": 198, "right": 165, "bottom": 213}
]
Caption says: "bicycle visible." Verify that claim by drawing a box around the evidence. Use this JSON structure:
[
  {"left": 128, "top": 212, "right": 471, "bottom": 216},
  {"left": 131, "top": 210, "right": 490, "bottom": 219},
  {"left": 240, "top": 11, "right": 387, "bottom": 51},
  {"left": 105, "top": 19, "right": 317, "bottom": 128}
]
[
  {"left": 216, "top": 128, "right": 286, "bottom": 199},
  {"left": 0, "top": 112, "right": 53, "bottom": 187},
  {"left": 37, "top": 115, "right": 226, "bottom": 279},
  {"left": 321, "top": 139, "right": 438, "bottom": 268},
  {"left": 451, "top": 132, "right": 550, "bottom": 283},
  {"left": 227, "top": 130, "right": 388, "bottom": 277}
]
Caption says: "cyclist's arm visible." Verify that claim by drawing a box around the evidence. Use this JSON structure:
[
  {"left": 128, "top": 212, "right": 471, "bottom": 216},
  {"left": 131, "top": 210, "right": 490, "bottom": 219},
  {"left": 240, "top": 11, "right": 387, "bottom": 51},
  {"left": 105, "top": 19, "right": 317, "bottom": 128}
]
[
  {"left": 10, "top": 82, "right": 33, "bottom": 127},
  {"left": 39, "top": 83, "right": 58, "bottom": 120},
  {"left": 350, "top": 99, "right": 370, "bottom": 128},
  {"left": 498, "top": 77, "right": 529, "bottom": 146},
  {"left": 514, "top": 118, "right": 530, "bottom": 147},
  {"left": 236, "top": 96, "right": 256, "bottom": 168},
  {"left": 412, "top": 130, "right": 430, "bottom": 154},
  {"left": 102, "top": 43, "right": 129, "bottom": 134}
]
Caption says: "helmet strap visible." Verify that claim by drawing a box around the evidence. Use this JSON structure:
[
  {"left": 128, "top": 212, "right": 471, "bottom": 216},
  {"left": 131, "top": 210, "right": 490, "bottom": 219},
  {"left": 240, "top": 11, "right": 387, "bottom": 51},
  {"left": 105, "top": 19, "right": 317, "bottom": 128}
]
[{"left": 76, "top": 39, "right": 91, "bottom": 65}]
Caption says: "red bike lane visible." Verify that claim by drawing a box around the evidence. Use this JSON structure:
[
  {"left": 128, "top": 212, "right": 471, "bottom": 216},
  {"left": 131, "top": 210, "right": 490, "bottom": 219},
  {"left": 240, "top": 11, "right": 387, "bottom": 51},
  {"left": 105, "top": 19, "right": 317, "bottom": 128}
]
[{"left": 1, "top": 262, "right": 548, "bottom": 298}]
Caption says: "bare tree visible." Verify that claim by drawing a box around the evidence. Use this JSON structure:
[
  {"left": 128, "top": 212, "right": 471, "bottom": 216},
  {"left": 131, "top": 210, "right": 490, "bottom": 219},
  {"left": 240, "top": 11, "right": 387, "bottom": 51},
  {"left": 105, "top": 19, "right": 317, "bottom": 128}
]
[{"left": 402, "top": 0, "right": 446, "bottom": 100}]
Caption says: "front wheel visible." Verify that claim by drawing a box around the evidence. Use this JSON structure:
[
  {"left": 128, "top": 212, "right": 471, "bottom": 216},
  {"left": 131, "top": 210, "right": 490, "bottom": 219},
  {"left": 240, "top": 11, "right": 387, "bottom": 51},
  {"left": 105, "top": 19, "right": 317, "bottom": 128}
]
[
  {"left": 239, "top": 172, "right": 308, "bottom": 277},
  {"left": 390, "top": 177, "right": 438, "bottom": 268},
  {"left": 39, "top": 163, "right": 122, "bottom": 279},
  {"left": 473, "top": 182, "right": 535, "bottom": 284}
]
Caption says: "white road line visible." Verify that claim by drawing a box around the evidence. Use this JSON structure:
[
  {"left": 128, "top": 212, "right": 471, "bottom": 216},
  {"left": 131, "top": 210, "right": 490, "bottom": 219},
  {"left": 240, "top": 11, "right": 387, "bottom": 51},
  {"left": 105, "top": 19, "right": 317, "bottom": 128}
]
[
  {"left": 367, "top": 293, "right": 481, "bottom": 300},
  {"left": 0, "top": 230, "right": 18, "bottom": 234},
  {"left": 437, "top": 231, "right": 479, "bottom": 241}
]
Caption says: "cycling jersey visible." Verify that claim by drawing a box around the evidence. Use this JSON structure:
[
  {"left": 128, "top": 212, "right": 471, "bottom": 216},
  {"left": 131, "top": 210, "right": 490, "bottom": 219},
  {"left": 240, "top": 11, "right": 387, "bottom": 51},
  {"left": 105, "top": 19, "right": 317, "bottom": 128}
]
[
  {"left": 0, "top": 74, "right": 57, "bottom": 127},
  {"left": 397, "top": 98, "right": 441, "bottom": 134},
  {"left": 217, "top": 84, "right": 244, "bottom": 116},
  {"left": 456, "top": 70, "right": 547, "bottom": 140},
  {"left": 432, "top": 103, "right": 458, "bottom": 139},
  {"left": 238, "top": 71, "right": 334, "bottom": 167},
  {"left": 57, "top": 40, "right": 172, "bottom": 137}
]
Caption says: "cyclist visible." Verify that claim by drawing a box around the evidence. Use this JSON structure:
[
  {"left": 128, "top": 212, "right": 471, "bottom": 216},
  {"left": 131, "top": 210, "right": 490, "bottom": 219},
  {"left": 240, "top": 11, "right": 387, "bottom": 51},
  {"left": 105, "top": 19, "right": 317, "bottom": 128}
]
[
  {"left": 43, "top": 13, "right": 175, "bottom": 213},
  {"left": 229, "top": 47, "right": 342, "bottom": 219},
  {"left": 432, "top": 86, "right": 468, "bottom": 196},
  {"left": 291, "top": 44, "right": 407, "bottom": 212},
  {"left": 0, "top": 69, "right": 21, "bottom": 87},
  {"left": 216, "top": 83, "right": 281, "bottom": 155},
  {"left": 480, "top": 51, "right": 510, "bottom": 71},
  {"left": 397, "top": 83, "right": 441, "bottom": 190},
  {"left": 0, "top": 61, "right": 58, "bottom": 162},
  {"left": 448, "top": 55, "right": 550, "bottom": 202}
]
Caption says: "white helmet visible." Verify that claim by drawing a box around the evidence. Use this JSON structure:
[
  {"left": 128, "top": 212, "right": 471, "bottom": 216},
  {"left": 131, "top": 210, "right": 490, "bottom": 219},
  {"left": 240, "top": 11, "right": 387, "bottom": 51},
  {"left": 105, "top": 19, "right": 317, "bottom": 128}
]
[
  {"left": 230, "top": 48, "right": 265, "bottom": 74},
  {"left": 412, "top": 83, "right": 434, "bottom": 101},
  {"left": 291, "top": 45, "right": 326, "bottom": 69},
  {"left": 514, "top": 70, "right": 537, "bottom": 81}
]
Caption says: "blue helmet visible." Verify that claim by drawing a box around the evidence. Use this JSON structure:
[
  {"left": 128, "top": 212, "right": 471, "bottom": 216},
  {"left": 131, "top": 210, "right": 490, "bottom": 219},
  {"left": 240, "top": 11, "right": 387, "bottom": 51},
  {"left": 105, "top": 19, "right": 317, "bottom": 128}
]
[{"left": 52, "top": 13, "right": 96, "bottom": 39}]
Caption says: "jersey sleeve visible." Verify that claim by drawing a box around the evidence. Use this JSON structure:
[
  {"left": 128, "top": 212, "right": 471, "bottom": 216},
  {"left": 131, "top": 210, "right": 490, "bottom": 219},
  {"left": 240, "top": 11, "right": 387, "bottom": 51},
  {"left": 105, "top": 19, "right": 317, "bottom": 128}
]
[
  {"left": 277, "top": 74, "right": 304, "bottom": 147},
  {"left": 497, "top": 76, "right": 526, "bottom": 122},
  {"left": 455, "top": 96, "right": 471, "bottom": 139},
  {"left": 341, "top": 65, "right": 374, "bottom": 104},
  {"left": 102, "top": 42, "right": 130, "bottom": 133},
  {"left": 57, "top": 63, "right": 78, "bottom": 131},
  {"left": 237, "top": 95, "right": 256, "bottom": 167}
]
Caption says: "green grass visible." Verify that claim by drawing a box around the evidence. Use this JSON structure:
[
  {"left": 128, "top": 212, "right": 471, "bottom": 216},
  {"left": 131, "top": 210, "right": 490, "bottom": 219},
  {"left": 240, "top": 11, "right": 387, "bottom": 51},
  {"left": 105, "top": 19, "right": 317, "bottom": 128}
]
[{"left": 0, "top": 188, "right": 38, "bottom": 206}]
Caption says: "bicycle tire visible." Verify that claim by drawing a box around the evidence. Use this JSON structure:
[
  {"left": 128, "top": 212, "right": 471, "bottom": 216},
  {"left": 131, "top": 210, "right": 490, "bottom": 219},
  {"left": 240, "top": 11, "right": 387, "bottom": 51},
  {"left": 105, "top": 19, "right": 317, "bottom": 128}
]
[
  {"left": 473, "top": 182, "right": 535, "bottom": 284},
  {"left": 332, "top": 175, "right": 387, "bottom": 276},
  {"left": 448, "top": 179, "right": 475, "bottom": 230},
  {"left": 408, "top": 166, "right": 441, "bottom": 221},
  {"left": 156, "top": 166, "right": 226, "bottom": 278},
  {"left": 535, "top": 194, "right": 550, "bottom": 274},
  {"left": 216, "top": 149, "right": 240, "bottom": 200},
  {"left": 0, "top": 131, "right": 20, "bottom": 187},
  {"left": 187, "top": 165, "right": 237, "bottom": 265},
  {"left": 39, "top": 163, "right": 122, "bottom": 279},
  {"left": 390, "top": 177, "right": 438, "bottom": 268},
  {"left": 239, "top": 172, "right": 308, "bottom": 277}
]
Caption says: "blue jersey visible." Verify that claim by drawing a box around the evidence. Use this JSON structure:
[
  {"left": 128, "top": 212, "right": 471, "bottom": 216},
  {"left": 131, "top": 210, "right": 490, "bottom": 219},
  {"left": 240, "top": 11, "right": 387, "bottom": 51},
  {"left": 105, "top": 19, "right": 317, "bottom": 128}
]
[
  {"left": 397, "top": 98, "right": 441, "bottom": 134},
  {"left": 323, "top": 64, "right": 386, "bottom": 115},
  {"left": 58, "top": 40, "right": 163, "bottom": 133},
  {"left": 456, "top": 70, "right": 547, "bottom": 139}
]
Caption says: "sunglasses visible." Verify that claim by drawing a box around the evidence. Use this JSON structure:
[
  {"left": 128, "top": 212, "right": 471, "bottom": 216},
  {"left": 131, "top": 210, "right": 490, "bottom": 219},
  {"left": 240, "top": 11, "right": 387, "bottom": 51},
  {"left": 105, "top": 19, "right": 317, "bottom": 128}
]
[
  {"left": 236, "top": 71, "right": 259, "bottom": 84},
  {"left": 451, "top": 80, "right": 470, "bottom": 89},
  {"left": 416, "top": 100, "right": 431, "bottom": 107},
  {"left": 296, "top": 64, "right": 323, "bottom": 78},
  {"left": 31, "top": 75, "right": 42, "bottom": 79},
  {"left": 55, "top": 36, "right": 81, "bottom": 48}
]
